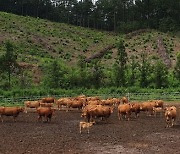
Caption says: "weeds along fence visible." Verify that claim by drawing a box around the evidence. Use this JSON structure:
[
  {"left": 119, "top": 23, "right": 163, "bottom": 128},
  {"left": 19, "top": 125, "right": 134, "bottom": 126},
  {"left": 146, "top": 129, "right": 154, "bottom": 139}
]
[{"left": 0, "top": 92, "right": 180, "bottom": 106}]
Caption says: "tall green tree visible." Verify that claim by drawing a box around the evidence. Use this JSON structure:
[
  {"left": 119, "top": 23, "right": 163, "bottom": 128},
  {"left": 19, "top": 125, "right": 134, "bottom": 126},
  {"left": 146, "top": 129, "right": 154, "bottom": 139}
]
[
  {"left": 0, "top": 41, "right": 18, "bottom": 88},
  {"left": 114, "top": 38, "right": 127, "bottom": 87},
  {"left": 139, "top": 52, "right": 150, "bottom": 88},
  {"left": 174, "top": 53, "right": 180, "bottom": 81},
  {"left": 77, "top": 55, "right": 91, "bottom": 88},
  {"left": 90, "top": 59, "right": 104, "bottom": 88},
  {"left": 44, "top": 60, "right": 65, "bottom": 89},
  {"left": 154, "top": 60, "right": 168, "bottom": 88},
  {"left": 128, "top": 55, "right": 139, "bottom": 86}
]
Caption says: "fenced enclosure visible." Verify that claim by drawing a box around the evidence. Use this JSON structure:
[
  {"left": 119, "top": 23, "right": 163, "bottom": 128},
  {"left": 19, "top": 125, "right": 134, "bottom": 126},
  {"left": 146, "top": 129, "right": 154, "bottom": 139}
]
[{"left": 0, "top": 92, "right": 179, "bottom": 106}]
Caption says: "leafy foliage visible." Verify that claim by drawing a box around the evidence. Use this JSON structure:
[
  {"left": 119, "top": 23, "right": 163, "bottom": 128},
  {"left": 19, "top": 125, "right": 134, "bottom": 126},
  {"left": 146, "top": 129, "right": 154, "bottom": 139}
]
[{"left": 0, "top": 0, "right": 179, "bottom": 32}]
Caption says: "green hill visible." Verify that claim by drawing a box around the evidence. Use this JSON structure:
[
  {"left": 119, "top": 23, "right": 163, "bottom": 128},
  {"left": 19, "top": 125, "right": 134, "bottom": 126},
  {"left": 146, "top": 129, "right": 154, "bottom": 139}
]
[
  {"left": 0, "top": 12, "right": 117, "bottom": 65},
  {"left": 0, "top": 12, "right": 179, "bottom": 89}
]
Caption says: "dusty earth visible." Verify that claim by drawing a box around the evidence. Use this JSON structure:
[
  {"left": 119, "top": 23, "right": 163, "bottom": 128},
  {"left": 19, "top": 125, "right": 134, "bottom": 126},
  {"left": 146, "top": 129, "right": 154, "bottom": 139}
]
[{"left": 0, "top": 104, "right": 180, "bottom": 154}]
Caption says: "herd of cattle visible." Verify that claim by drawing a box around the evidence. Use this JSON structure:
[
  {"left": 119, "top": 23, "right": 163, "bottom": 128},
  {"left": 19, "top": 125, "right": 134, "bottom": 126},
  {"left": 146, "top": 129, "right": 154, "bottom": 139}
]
[{"left": 0, "top": 95, "right": 178, "bottom": 133}]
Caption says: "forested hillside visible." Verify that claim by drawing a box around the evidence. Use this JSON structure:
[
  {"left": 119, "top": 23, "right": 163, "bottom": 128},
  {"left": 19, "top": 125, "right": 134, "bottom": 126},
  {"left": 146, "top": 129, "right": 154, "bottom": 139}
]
[
  {"left": 0, "top": 0, "right": 179, "bottom": 33},
  {"left": 0, "top": 11, "right": 179, "bottom": 97}
]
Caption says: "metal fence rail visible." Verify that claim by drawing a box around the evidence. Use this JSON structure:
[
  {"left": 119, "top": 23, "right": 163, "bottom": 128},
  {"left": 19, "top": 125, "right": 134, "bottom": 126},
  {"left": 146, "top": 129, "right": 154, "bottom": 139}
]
[{"left": 0, "top": 92, "right": 179, "bottom": 105}]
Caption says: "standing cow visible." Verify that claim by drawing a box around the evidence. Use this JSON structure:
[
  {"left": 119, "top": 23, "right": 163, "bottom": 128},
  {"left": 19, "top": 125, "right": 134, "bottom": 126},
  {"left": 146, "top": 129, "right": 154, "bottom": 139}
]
[
  {"left": 118, "top": 104, "right": 132, "bottom": 121},
  {"left": 164, "top": 106, "right": 177, "bottom": 128},
  {"left": 36, "top": 107, "right": 56, "bottom": 122},
  {"left": 0, "top": 106, "right": 24, "bottom": 122}
]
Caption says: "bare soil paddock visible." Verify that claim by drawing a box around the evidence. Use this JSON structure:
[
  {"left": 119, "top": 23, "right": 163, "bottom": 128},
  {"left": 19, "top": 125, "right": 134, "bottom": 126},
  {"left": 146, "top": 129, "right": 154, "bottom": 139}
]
[{"left": 0, "top": 103, "right": 180, "bottom": 154}]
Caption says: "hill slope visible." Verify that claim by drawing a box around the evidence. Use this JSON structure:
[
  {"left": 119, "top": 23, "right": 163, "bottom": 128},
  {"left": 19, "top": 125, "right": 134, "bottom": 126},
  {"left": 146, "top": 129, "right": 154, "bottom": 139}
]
[
  {"left": 0, "top": 12, "right": 117, "bottom": 66},
  {"left": 0, "top": 12, "right": 180, "bottom": 85}
]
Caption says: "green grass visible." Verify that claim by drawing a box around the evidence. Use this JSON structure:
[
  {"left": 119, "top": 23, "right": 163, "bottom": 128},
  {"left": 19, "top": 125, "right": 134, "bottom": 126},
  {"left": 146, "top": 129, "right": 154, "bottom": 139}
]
[{"left": 0, "top": 12, "right": 117, "bottom": 67}]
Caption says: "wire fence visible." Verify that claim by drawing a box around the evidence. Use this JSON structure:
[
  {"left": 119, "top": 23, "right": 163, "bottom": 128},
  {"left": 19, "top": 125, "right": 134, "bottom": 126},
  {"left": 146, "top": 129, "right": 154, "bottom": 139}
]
[{"left": 0, "top": 92, "right": 180, "bottom": 106}]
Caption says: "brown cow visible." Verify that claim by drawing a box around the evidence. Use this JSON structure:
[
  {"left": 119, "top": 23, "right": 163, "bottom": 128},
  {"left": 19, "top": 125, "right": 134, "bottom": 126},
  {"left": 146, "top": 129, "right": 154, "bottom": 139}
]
[
  {"left": 24, "top": 101, "right": 40, "bottom": 113},
  {"left": 86, "top": 96, "right": 100, "bottom": 101},
  {"left": 118, "top": 104, "right": 132, "bottom": 121},
  {"left": 131, "top": 103, "right": 141, "bottom": 118},
  {"left": 164, "top": 106, "right": 177, "bottom": 128},
  {"left": 56, "top": 98, "right": 72, "bottom": 110},
  {"left": 0, "top": 106, "right": 24, "bottom": 122},
  {"left": 121, "top": 97, "right": 128, "bottom": 104},
  {"left": 36, "top": 107, "right": 56, "bottom": 122},
  {"left": 41, "top": 97, "right": 55, "bottom": 103},
  {"left": 111, "top": 98, "right": 121, "bottom": 106},
  {"left": 101, "top": 99, "right": 114, "bottom": 106},
  {"left": 153, "top": 107, "right": 163, "bottom": 117},
  {"left": 154, "top": 100, "right": 164, "bottom": 108},
  {"left": 74, "top": 96, "right": 87, "bottom": 107},
  {"left": 87, "top": 100, "right": 102, "bottom": 106},
  {"left": 82, "top": 105, "right": 113, "bottom": 122},
  {"left": 140, "top": 102, "right": 156, "bottom": 116},
  {"left": 68, "top": 100, "right": 84, "bottom": 110},
  {"left": 79, "top": 121, "right": 95, "bottom": 134}
]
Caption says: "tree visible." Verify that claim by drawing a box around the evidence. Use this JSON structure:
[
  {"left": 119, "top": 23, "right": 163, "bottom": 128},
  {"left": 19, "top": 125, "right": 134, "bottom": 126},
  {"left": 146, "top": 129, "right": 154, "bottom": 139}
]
[
  {"left": 44, "top": 60, "right": 65, "bottom": 89},
  {"left": 139, "top": 52, "right": 150, "bottom": 88},
  {"left": 154, "top": 60, "right": 168, "bottom": 88},
  {"left": 114, "top": 38, "right": 127, "bottom": 87},
  {"left": 0, "top": 41, "right": 18, "bottom": 88},
  {"left": 128, "top": 55, "right": 139, "bottom": 86},
  {"left": 77, "top": 55, "right": 90, "bottom": 87},
  {"left": 174, "top": 53, "right": 180, "bottom": 81},
  {"left": 90, "top": 59, "right": 104, "bottom": 88}
]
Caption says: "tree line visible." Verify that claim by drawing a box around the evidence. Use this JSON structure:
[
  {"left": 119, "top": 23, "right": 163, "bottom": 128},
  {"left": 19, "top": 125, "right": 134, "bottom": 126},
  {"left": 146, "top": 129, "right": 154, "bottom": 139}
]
[
  {"left": 0, "top": 40, "right": 179, "bottom": 90},
  {"left": 0, "top": 0, "right": 179, "bottom": 33}
]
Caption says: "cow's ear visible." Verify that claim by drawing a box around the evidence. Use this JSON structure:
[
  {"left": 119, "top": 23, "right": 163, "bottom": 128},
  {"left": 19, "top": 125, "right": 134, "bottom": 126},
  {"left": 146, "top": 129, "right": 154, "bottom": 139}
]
[{"left": 164, "top": 107, "right": 167, "bottom": 111}]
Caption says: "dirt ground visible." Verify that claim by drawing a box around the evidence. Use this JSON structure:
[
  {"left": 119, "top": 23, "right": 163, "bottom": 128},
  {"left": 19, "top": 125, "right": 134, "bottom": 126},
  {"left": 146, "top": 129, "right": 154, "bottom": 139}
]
[{"left": 0, "top": 103, "right": 180, "bottom": 154}]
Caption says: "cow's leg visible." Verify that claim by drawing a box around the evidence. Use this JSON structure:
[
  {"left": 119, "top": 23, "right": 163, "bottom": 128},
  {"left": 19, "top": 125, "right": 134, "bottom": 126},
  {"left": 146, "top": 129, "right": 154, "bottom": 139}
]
[
  {"left": 79, "top": 125, "right": 82, "bottom": 134},
  {"left": 118, "top": 111, "right": 121, "bottom": 120},
  {"left": 45, "top": 115, "right": 48, "bottom": 122},
  {"left": 48, "top": 114, "right": 52, "bottom": 122},
  {"left": 171, "top": 119, "right": 174, "bottom": 127},
  {"left": 66, "top": 107, "right": 69, "bottom": 112},
  {"left": 38, "top": 115, "right": 42, "bottom": 122},
  {"left": 127, "top": 113, "right": 130, "bottom": 121},
  {"left": 24, "top": 107, "right": 28, "bottom": 113},
  {"left": 13, "top": 116, "right": 17, "bottom": 122},
  {"left": 0, "top": 115, "right": 3, "bottom": 123}
]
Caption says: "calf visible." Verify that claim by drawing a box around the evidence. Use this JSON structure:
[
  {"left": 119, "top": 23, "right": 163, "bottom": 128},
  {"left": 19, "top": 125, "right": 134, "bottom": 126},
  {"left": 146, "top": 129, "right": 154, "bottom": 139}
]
[
  {"left": 0, "top": 106, "right": 24, "bottom": 122},
  {"left": 79, "top": 121, "right": 95, "bottom": 134},
  {"left": 164, "top": 106, "right": 177, "bottom": 128}
]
